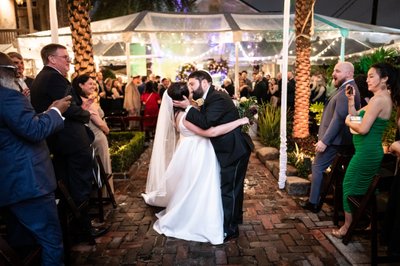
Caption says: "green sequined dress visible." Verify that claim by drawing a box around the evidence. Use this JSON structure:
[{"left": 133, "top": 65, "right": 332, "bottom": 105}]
[{"left": 342, "top": 110, "right": 389, "bottom": 212}]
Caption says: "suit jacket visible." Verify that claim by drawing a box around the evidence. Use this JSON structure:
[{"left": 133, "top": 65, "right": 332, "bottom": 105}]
[
  {"left": 319, "top": 80, "right": 361, "bottom": 146},
  {"left": 31, "top": 66, "right": 92, "bottom": 154},
  {"left": 0, "top": 86, "right": 64, "bottom": 207},
  {"left": 24, "top": 76, "right": 35, "bottom": 89},
  {"left": 186, "top": 86, "right": 251, "bottom": 167}
]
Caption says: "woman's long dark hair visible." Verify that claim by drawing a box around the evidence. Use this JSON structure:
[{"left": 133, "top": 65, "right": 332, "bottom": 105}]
[
  {"left": 371, "top": 62, "right": 400, "bottom": 106},
  {"left": 72, "top": 74, "right": 91, "bottom": 98}
]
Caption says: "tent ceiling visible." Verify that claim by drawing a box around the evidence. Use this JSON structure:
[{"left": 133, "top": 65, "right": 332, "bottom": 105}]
[{"left": 17, "top": 11, "right": 400, "bottom": 64}]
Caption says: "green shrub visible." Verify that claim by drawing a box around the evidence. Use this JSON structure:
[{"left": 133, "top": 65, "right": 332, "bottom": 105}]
[
  {"left": 258, "top": 103, "right": 281, "bottom": 148},
  {"left": 287, "top": 143, "right": 313, "bottom": 179},
  {"left": 109, "top": 131, "right": 145, "bottom": 173},
  {"left": 382, "top": 109, "right": 397, "bottom": 146}
]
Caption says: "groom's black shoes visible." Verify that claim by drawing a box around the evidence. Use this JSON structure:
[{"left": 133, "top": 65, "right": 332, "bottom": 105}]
[
  {"left": 298, "top": 199, "right": 321, "bottom": 213},
  {"left": 224, "top": 231, "right": 239, "bottom": 243}
]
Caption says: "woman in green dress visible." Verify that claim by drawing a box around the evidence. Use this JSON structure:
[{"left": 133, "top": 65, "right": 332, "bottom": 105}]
[{"left": 332, "top": 62, "right": 400, "bottom": 238}]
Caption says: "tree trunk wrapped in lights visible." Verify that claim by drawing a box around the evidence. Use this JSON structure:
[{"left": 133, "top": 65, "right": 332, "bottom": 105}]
[
  {"left": 68, "top": 0, "right": 95, "bottom": 77},
  {"left": 293, "top": 0, "right": 315, "bottom": 139}
]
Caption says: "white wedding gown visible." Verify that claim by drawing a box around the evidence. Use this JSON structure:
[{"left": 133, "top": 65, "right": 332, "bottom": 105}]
[{"left": 151, "top": 114, "right": 224, "bottom": 245}]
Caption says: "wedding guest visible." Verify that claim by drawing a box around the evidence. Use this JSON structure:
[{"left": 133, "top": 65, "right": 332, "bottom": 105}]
[
  {"left": 332, "top": 62, "right": 400, "bottom": 238},
  {"left": 124, "top": 75, "right": 142, "bottom": 129},
  {"left": 269, "top": 77, "right": 280, "bottom": 107},
  {"left": 7, "top": 51, "right": 33, "bottom": 99},
  {"left": 30, "top": 43, "right": 107, "bottom": 242},
  {"left": 221, "top": 78, "right": 235, "bottom": 97},
  {"left": 310, "top": 73, "right": 326, "bottom": 104},
  {"left": 72, "top": 74, "right": 113, "bottom": 192},
  {"left": 0, "top": 52, "right": 71, "bottom": 265},
  {"left": 141, "top": 81, "right": 160, "bottom": 129},
  {"left": 143, "top": 82, "right": 249, "bottom": 245},
  {"left": 299, "top": 62, "right": 361, "bottom": 212},
  {"left": 239, "top": 78, "right": 250, "bottom": 98}
]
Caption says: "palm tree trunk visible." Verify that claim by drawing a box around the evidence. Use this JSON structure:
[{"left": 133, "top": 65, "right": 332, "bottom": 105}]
[
  {"left": 68, "top": 0, "right": 95, "bottom": 77},
  {"left": 293, "top": 0, "right": 315, "bottom": 139}
]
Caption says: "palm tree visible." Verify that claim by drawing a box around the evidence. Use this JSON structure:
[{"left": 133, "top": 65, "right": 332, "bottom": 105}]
[
  {"left": 68, "top": 0, "right": 95, "bottom": 77},
  {"left": 292, "top": 0, "right": 315, "bottom": 139}
]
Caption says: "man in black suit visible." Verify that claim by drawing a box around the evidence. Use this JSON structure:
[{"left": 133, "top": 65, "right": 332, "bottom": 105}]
[
  {"left": 30, "top": 43, "right": 107, "bottom": 242},
  {"left": 173, "top": 70, "right": 252, "bottom": 241}
]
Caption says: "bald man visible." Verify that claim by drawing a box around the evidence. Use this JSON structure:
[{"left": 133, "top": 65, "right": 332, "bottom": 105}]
[{"left": 300, "top": 62, "right": 361, "bottom": 212}]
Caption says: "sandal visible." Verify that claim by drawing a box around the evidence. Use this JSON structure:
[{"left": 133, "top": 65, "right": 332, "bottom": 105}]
[{"left": 331, "top": 228, "right": 347, "bottom": 239}]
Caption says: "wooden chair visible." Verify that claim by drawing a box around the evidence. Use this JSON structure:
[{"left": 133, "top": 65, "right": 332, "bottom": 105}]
[
  {"left": 319, "top": 152, "right": 353, "bottom": 225},
  {"left": 0, "top": 211, "right": 41, "bottom": 266},
  {"left": 105, "top": 115, "right": 126, "bottom": 131},
  {"left": 124, "top": 115, "right": 143, "bottom": 131},
  {"left": 342, "top": 172, "right": 400, "bottom": 265},
  {"left": 0, "top": 235, "right": 41, "bottom": 266}
]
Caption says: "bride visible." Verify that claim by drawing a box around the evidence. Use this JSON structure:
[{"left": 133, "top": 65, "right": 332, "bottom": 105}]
[{"left": 142, "top": 82, "right": 248, "bottom": 245}]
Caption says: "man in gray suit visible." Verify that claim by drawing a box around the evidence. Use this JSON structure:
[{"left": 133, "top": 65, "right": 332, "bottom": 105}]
[{"left": 300, "top": 62, "right": 361, "bottom": 212}]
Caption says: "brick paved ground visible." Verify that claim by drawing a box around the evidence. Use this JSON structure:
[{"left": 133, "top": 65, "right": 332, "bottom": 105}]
[{"left": 69, "top": 140, "right": 362, "bottom": 265}]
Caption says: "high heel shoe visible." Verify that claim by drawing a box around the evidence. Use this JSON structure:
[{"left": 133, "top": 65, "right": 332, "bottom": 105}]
[{"left": 331, "top": 228, "right": 347, "bottom": 239}]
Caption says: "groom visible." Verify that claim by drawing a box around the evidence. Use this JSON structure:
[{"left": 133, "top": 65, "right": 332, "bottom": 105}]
[{"left": 173, "top": 70, "right": 252, "bottom": 241}]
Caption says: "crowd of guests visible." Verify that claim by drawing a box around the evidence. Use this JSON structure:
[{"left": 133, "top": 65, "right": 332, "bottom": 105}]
[{"left": 1, "top": 41, "right": 400, "bottom": 264}]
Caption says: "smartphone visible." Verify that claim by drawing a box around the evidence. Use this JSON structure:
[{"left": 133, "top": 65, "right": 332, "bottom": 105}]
[{"left": 346, "top": 85, "right": 354, "bottom": 95}]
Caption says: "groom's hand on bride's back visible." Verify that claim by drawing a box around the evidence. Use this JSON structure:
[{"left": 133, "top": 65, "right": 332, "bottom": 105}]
[{"left": 173, "top": 95, "right": 191, "bottom": 109}]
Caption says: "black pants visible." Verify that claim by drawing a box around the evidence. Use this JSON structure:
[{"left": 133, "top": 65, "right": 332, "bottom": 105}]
[{"left": 220, "top": 150, "right": 251, "bottom": 236}]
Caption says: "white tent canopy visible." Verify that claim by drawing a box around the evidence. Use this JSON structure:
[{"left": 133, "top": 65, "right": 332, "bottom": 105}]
[{"left": 17, "top": 11, "right": 400, "bottom": 75}]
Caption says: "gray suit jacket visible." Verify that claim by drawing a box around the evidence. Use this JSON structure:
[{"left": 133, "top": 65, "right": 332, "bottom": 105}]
[{"left": 318, "top": 80, "right": 361, "bottom": 146}]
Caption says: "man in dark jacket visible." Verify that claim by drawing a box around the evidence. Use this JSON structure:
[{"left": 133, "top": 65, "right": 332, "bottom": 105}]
[
  {"left": 30, "top": 43, "right": 107, "bottom": 242},
  {"left": 0, "top": 52, "right": 71, "bottom": 265}
]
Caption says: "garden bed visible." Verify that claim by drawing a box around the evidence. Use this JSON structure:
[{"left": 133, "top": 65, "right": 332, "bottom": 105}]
[{"left": 109, "top": 131, "right": 145, "bottom": 177}]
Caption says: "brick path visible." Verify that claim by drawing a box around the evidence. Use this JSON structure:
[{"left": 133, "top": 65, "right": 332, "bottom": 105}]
[{"left": 69, "top": 140, "right": 357, "bottom": 265}]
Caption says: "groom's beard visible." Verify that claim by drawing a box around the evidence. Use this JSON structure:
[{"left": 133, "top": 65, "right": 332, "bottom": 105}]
[{"left": 192, "top": 86, "right": 204, "bottom": 100}]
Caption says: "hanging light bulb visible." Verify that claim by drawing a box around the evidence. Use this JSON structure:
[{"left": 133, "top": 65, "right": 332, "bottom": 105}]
[{"left": 16, "top": 0, "right": 24, "bottom": 5}]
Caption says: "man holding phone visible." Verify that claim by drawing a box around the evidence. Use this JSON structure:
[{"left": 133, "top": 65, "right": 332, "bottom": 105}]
[{"left": 299, "top": 62, "right": 361, "bottom": 212}]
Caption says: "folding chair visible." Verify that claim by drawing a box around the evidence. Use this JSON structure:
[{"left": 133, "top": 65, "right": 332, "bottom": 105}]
[
  {"left": 92, "top": 155, "right": 117, "bottom": 223},
  {"left": 319, "top": 152, "right": 352, "bottom": 225}
]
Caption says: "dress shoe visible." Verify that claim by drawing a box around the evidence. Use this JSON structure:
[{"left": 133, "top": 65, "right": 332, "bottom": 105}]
[
  {"left": 223, "top": 231, "right": 239, "bottom": 243},
  {"left": 298, "top": 200, "right": 321, "bottom": 213},
  {"left": 90, "top": 225, "right": 110, "bottom": 238}
]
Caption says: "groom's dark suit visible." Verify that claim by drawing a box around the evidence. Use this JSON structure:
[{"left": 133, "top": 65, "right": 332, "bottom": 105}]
[{"left": 186, "top": 86, "right": 252, "bottom": 237}]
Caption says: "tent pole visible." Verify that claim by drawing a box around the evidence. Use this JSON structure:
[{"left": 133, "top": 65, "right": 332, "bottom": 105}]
[
  {"left": 340, "top": 36, "right": 345, "bottom": 61},
  {"left": 126, "top": 42, "right": 131, "bottom": 78},
  {"left": 49, "top": 0, "right": 58, "bottom": 43},
  {"left": 278, "top": 0, "right": 291, "bottom": 189},
  {"left": 235, "top": 41, "right": 239, "bottom": 97}
]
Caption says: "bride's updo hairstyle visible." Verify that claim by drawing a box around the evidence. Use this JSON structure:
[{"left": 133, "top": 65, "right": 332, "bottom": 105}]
[
  {"left": 167, "top": 82, "right": 190, "bottom": 113},
  {"left": 167, "top": 82, "right": 189, "bottom": 101}
]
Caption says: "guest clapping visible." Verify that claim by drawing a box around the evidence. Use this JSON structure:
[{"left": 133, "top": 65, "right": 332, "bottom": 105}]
[{"left": 0, "top": 52, "right": 70, "bottom": 265}]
